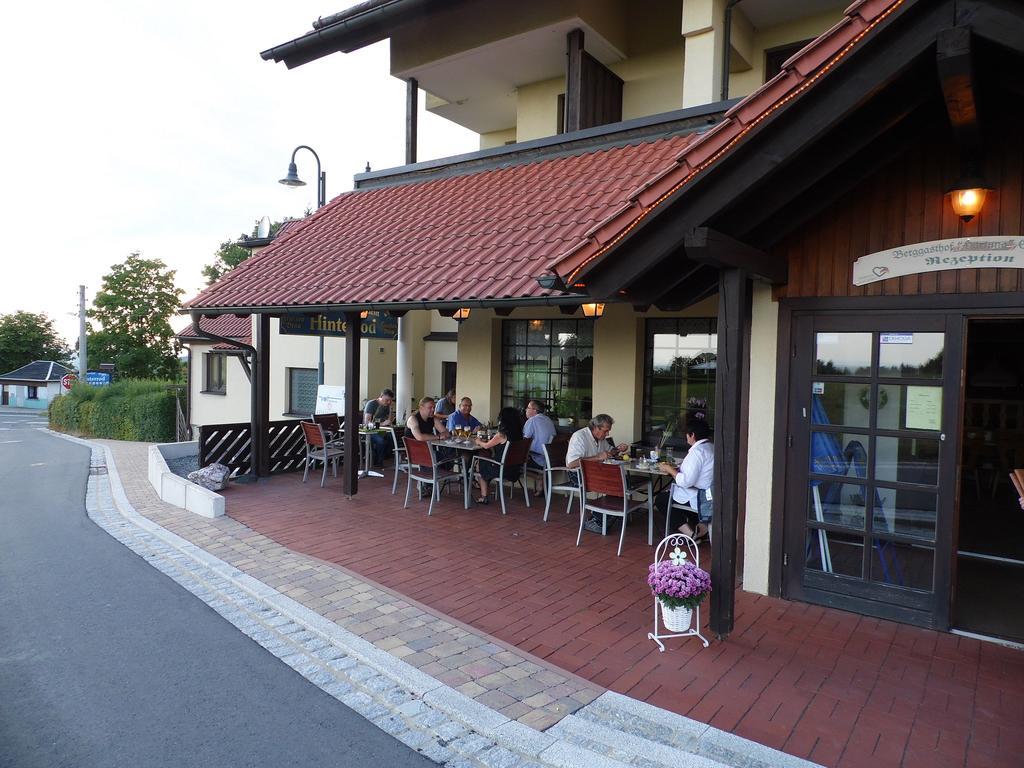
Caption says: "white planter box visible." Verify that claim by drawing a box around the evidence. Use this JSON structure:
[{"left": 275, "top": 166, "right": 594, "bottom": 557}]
[{"left": 148, "top": 442, "right": 225, "bottom": 518}]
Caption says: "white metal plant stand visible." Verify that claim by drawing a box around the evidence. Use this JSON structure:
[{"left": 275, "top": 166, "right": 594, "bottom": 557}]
[{"left": 647, "top": 533, "right": 710, "bottom": 651}]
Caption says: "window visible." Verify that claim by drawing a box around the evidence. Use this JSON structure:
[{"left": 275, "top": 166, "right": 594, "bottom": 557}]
[
  {"left": 642, "top": 318, "right": 717, "bottom": 448},
  {"left": 27, "top": 385, "right": 39, "bottom": 400},
  {"left": 288, "top": 368, "right": 318, "bottom": 416},
  {"left": 204, "top": 353, "right": 226, "bottom": 394},
  {"left": 764, "top": 39, "right": 813, "bottom": 82},
  {"left": 502, "top": 319, "right": 593, "bottom": 422}
]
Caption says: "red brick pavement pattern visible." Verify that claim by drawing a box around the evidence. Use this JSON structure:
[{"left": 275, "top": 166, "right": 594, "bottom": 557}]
[{"left": 224, "top": 472, "right": 1024, "bottom": 768}]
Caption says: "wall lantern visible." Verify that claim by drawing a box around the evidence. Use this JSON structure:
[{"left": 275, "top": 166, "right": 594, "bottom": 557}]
[
  {"left": 948, "top": 185, "right": 990, "bottom": 223},
  {"left": 580, "top": 302, "right": 605, "bottom": 318},
  {"left": 453, "top": 307, "right": 471, "bottom": 322},
  {"left": 359, "top": 310, "right": 369, "bottom": 319}
]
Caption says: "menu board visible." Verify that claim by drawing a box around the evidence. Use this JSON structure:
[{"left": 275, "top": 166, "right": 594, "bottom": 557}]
[{"left": 905, "top": 386, "right": 942, "bottom": 430}]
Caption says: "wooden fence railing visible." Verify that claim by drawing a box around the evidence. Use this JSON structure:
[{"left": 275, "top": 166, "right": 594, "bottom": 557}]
[{"left": 198, "top": 419, "right": 307, "bottom": 476}]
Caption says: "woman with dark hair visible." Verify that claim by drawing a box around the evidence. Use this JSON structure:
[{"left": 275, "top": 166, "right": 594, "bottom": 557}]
[
  {"left": 471, "top": 407, "right": 525, "bottom": 504},
  {"left": 658, "top": 416, "right": 714, "bottom": 541}
]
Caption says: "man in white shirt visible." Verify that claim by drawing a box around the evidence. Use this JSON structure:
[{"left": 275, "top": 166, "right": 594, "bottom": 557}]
[
  {"left": 659, "top": 417, "right": 714, "bottom": 540},
  {"left": 523, "top": 400, "right": 556, "bottom": 469},
  {"left": 567, "top": 414, "right": 630, "bottom": 533}
]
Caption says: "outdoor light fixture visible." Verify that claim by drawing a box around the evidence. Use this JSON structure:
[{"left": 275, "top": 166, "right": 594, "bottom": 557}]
[
  {"left": 453, "top": 307, "right": 471, "bottom": 322},
  {"left": 581, "top": 302, "right": 605, "bottom": 318},
  {"left": 948, "top": 184, "right": 990, "bottom": 222},
  {"left": 536, "top": 273, "right": 565, "bottom": 291},
  {"left": 359, "top": 310, "right": 369, "bottom": 319},
  {"left": 279, "top": 145, "right": 326, "bottom": 209}
]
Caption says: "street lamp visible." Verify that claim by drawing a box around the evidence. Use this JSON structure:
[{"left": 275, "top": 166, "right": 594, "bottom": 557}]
[
  {"left": 280, "top": 144, "right": 328, "bottom": 383},
  {"left": 279, "top": 145, "right": 326, "bottom": 210}
]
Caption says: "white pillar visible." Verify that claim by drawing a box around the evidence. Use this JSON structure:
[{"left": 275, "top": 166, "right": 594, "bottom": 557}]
[
  {"left": 681, "top": 0, "right": 727, "bottom": 108},
  {"left": 396, "top": 316, "right": 413, "bottom": 421}
]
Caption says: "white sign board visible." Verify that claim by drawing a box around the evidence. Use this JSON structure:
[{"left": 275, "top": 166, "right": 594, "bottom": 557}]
[
  {"left": 905, "top": 386, "right": 942, "bottom": 431},
  {"left": 880, "top": 333, "right": 913, "bottom": 344},
  {"left": 315, "top": 385, "right": 345, "bottom": 415},
  {"left": 852, "top": 236, "right": 1024, "bottom": 286}
]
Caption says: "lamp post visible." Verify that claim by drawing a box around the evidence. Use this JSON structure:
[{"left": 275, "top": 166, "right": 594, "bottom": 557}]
[
  {"left": 280, "top": 145, "right": 328, "bottom": 382},
  {"left": 279, "top": 145, "right": 326, "bottom": 209}
]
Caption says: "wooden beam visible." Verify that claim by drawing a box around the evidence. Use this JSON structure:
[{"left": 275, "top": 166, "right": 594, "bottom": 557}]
[
  {"left": 936, "top": 27, "right": 980, "bottom": 147},
  {"left": 564, "top": 29, "right": 584, "bottom": 133},
  {"left": 406, "top": 77, "right": 418, "bottom": 165},
  {"left": 654, "top": 269, "right": 719, "bottom": 312},
  {"left": 685, "top": 227, "right": 786, "bottom": 284},
  {"left": 255, "top": 314, "right": 272, "bottom": 477},
  {"left": 957, "top": 0, "right": 1024, "bottom": 58},
  {"left": 709, "top": 268, "right": 749, "bottom": 639},
  {"left": 342, "top": 311, "right": 362, "bottom": 497}
]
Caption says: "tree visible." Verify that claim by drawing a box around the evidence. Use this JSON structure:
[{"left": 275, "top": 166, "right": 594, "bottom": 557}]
[
  {"left": 0, "top": 311, "right": 71, "bottom": 374},
  {"left": 87, "top": 252, "right": 184, "bottom": 379},
  {"left": 202, "top": 219, "right": 288, "bottom": 285}
]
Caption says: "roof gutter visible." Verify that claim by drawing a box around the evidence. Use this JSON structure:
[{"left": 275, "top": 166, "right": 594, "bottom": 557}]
[
  {"left": 260, "top": 0, "right": 431, "bottom": 69},
  {"left": 182, "top": 293, "right": 606, "bottom": 317}
]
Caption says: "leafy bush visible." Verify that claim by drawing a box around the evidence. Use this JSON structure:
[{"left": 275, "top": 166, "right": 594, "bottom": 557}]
[{"left": 48, "top": 379, "right": 178, "bottom": 442}]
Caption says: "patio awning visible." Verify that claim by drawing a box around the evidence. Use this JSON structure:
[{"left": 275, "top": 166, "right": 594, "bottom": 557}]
[{"left": 184, "top": 133, "right": 699, "bottom": 313}]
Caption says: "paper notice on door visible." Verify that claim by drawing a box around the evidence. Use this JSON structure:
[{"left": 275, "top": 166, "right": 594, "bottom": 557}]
[{"left": 905, "top": 386, "right": 942, "bottom": 430}]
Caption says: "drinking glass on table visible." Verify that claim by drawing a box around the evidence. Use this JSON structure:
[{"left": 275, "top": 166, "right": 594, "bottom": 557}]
[{"left": 649, "top": 449, "right": 659, "bottom": 464}]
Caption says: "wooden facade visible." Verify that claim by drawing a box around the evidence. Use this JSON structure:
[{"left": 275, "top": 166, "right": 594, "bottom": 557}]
[{"left": 774, "top": 113, "right": 1024, "bottom": 300}]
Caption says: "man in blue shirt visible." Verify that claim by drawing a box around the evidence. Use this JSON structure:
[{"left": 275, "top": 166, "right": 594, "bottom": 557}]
[
  {"left": 523, "top": 399, "right": 556, "bottom": 469},
  {"left": 447, "top": 397, "right": 482, "bottom": 433}
]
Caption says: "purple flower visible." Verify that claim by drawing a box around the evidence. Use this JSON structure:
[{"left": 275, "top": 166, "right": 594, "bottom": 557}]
[{"left": 647, "top": 561, "right": 711, "bottom": 611}]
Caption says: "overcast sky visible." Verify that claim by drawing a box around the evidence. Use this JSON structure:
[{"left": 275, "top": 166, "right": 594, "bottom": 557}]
[{"left": 1, "top": 1, "right": 476, "bottom": 343}]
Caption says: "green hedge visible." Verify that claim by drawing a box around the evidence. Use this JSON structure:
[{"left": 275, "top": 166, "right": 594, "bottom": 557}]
[{"left": 49, "top": 379, "right": 178, "bottom": 442}]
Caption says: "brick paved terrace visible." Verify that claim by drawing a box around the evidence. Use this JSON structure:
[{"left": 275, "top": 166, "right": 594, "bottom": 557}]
[{"left": 220, "top": 466, "right": 1024, "bottom": 768}]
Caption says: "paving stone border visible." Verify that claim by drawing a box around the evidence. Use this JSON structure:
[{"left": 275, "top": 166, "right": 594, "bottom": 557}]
[{"left": 52, "top": 430, "right": 821, "bottom": 768}]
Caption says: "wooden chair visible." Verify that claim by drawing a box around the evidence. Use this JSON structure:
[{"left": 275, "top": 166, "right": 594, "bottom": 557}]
[
  {"left": 300, "top": 420, "right": 344, "bottom": 487},
  {"left": 472, "top": 437, "right": 533, "bottom": 515},
  {"left": 578, "top": 458, "right": 650, "bottom": 556},
  {"left": 541, "top": 440, "right": 581, "bottom": 522},
  {"left": 390, "top": 426, "right": 410, "bottom": 494},
  {"left": 403, "top": 437, "right": 464, "bottom": 516}
]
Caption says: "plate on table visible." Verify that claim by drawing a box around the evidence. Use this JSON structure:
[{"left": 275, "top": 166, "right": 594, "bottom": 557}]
[{"left": 602, "top": 458, "right": 628, "bottom": 465}]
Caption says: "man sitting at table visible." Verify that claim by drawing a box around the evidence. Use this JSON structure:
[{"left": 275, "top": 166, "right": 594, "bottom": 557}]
[
  {"left": 523, "top": 399, "right": 555, "bottom": 470},
  {"left": 363, "top": 388, "right": 394, "bottom": 467},
  {"left": 566, "top": 414, "right": 630, "bottom": 533},
  {"left": 405, "top": 397, "right": 449, "bottom": 442},
  {"left": 433, "top": 388, "right": 456, "bottom": 429},
  {"left": 447, "top": 397, "right": 482, "bottom": 434}
]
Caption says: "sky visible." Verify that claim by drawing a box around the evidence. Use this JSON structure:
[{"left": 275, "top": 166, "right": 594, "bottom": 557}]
[{"left": 1, "top": 1, "right": 476, "bottom": 343}]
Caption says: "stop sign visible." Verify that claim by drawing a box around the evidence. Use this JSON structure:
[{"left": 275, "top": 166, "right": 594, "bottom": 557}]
[{"left": 61, "top": 373, "right": 77, "bottom": 390}]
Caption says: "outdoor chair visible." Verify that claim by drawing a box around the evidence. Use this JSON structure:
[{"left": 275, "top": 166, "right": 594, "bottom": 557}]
[
  {"left": 403, "top": 437, "right": 464, "bottom": 516},
  {"left": 578, "top": 458, "right": 650, "bottom": 557},
  {"left": 311, "top": 412, "right": 344, "bottom": 447},
  {"left": 390, "top": 426, "right": 410, "bottom": 494},
  {"left": 471, "top": 437, "right": 533, "bottom": 515},
  {"left": 541, "top": 440, "right": 581, "bottom": 522},
  {"left": 300, "top": 420, "right": 344, "bottom": 488}
]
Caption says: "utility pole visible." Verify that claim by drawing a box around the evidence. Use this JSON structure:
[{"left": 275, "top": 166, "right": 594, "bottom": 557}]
[{"left": 78, "top": 285, "right": 88, "bottom": 378}]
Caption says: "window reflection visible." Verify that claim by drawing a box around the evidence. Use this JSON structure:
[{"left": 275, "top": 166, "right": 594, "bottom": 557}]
[
  {"left": 878, "top": 332, "right": 943, "bottom": 378},
  {"left": 815, "top": 332, "right": 871, "bottom": 376}
]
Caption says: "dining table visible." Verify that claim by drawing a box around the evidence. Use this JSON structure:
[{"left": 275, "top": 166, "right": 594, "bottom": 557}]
[
  {"left": 356, "top": 427, "right": 390, "bottom": 479},
  {"left": 601, "top": 456, "right": 679, "bottom": 545},
  {"left": 433, "top": 435, "right": 488, "bottom": 509}
]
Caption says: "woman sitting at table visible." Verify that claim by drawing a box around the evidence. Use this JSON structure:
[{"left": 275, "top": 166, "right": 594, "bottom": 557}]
[
  {"left": 471, "top": 407, "right": 524, "bottom": 504},
  {"left": 658, "top": 417, "right": 714, "bottom": 542}
]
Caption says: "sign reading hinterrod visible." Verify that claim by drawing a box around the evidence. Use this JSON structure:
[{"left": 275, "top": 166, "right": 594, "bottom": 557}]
[{"left": 852, "top": 236, "right": 1024, "bottom": 286}]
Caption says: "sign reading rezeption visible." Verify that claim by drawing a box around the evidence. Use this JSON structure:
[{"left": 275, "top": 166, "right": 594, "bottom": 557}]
[{"left": 852, "top": 236, "right": 1024, "bottom": 286}]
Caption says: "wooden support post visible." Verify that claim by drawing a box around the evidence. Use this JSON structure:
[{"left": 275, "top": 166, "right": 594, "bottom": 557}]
[
  {"left": 710, "top": 267, "right": 748, "bottom": 638},
  {"left": 255, "top": 313, "right": 272, "bottom": 477},
  {"left": 342, "top": 310, "right": 362, "bottom": 497},
  {"left": 564, "top": 29, "right": 583, "bottom": 133},
  {"left": 406, "top": 77, "right": 418, "bottom": 165}
]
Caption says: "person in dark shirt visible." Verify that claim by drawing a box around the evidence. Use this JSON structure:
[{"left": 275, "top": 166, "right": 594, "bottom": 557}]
[
  {"left": 363, "top": 388, "right": 394, "bottom": 467},
  {"left": 405, "top": 397, "right": 449, "bottom": 442}
]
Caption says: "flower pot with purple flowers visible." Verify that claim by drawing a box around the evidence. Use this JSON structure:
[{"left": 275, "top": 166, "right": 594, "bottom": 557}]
[{"left": 647, "top": 551, "right": 711, "bottom": 632}]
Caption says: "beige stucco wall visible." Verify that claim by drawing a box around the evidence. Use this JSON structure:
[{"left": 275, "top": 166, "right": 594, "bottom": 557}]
[
  {"left": 455, "top": 311, "right": 502, "bottom": 424},
  {"left": 516, "top": 78, "right": 565, "bottom": 143},
  {"left": 741, "top": 283, "right": 779, "bottom": 595},
  {"left": 480, "top": 128, "right": 517, "bottom": 150},
  {"left": 189, "top": 343, "right": 251, "bottom": 429},
  {"left": 613, "top": 47, "right": 683, "bottom": 120}
]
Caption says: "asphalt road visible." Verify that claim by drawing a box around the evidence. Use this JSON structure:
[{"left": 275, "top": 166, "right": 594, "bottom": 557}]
[{"left": 0, "top": 411, "right": 434, "bottom": 768}]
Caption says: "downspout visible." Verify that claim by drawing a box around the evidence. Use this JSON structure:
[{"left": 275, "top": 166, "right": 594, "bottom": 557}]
[
  {"left": 189, "top": 311, "right": 259, "bottom": 482},
  {"left": 720, "top": 0, "right": 741, "bottom": 102}
]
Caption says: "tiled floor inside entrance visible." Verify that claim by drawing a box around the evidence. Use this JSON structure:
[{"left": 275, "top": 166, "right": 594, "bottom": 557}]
[{"left": 221, "top": 469, "right": 1024, "bottom": 768}]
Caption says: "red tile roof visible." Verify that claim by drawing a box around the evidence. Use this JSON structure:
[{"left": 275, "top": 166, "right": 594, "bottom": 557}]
[
  {"left": 184, "top": 134, "right": 699, "bottom": 311},
  {"left": 550, "top": 0, "right": 906, "bottom": 285},
  {"left": 177, "top": 314, "right": 252, "bottom": 345}
]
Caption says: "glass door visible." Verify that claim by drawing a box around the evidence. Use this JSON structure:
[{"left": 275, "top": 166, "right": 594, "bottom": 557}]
[{"left": 784, "top": 314, "right": 962, "bottom": 628}]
